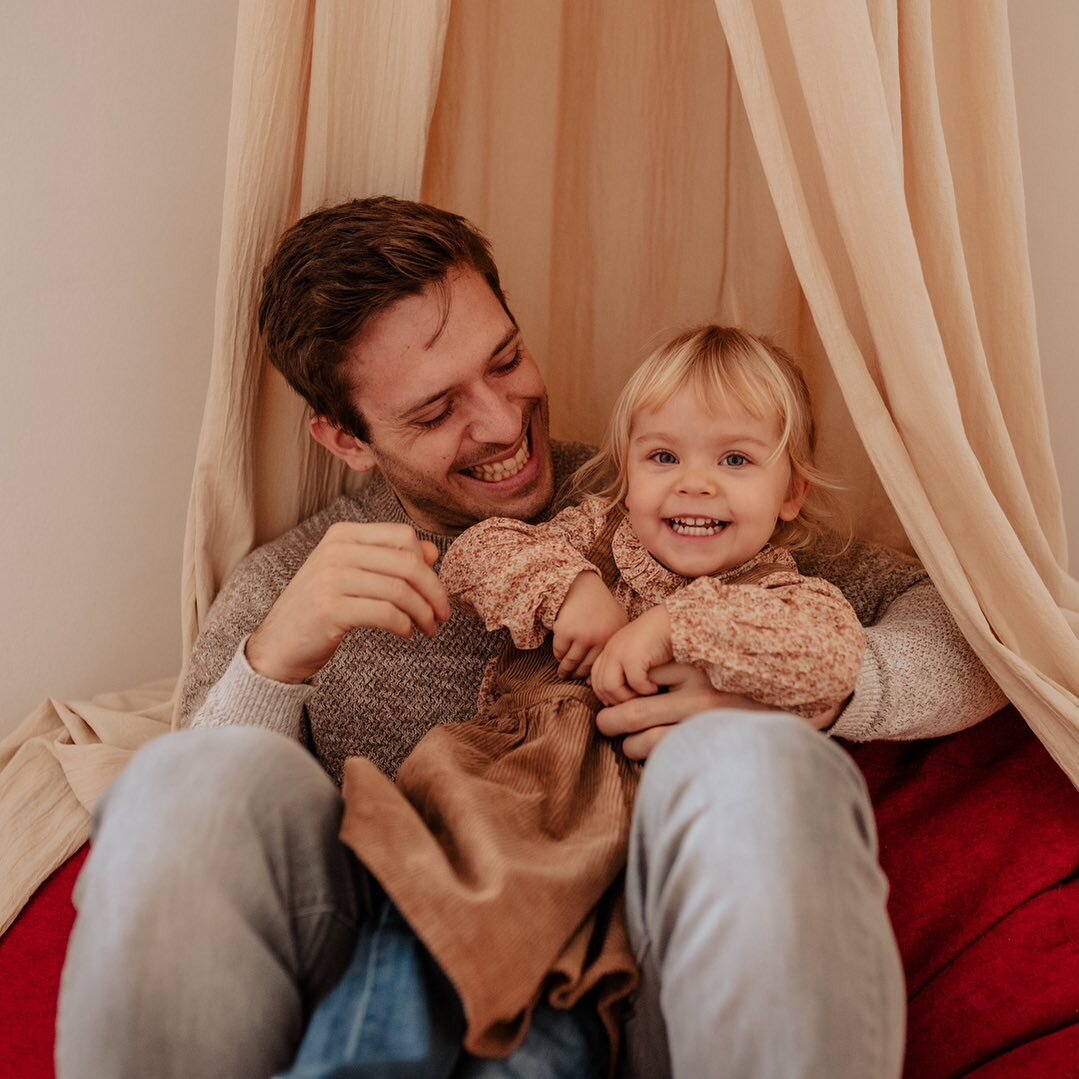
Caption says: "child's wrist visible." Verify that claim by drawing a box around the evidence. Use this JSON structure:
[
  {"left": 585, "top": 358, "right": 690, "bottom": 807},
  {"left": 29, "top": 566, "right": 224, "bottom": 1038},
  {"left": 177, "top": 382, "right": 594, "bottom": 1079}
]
[{"left": 649, "top": 602, "right": 673, "bottom": 642}]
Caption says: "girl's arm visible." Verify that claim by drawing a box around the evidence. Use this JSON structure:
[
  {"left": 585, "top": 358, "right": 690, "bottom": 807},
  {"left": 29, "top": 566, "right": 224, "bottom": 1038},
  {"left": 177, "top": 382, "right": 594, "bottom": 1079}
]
[
  {"left": 664, "top": 571, "right": 866, "bottom": 719},
  {"left": 439, "top": 499, "right": 610, "bottom": 649},
  {"left": 590, "top": 568, "right": 865, "bottom": 723},
  {"left": 664, "top": 574, "right": 867, "bottom": 716}
]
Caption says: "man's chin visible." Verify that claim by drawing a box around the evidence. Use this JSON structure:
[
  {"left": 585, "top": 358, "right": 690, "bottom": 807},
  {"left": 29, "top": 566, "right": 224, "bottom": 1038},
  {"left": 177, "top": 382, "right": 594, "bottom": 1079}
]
[
  {"left": 456, "top": 434, "right": 553, "bottom": 520},
  {"left": 456, "top": 459, "right": 554, "bottom": 525},
  {"left": 457, "top": 473, "right": 553, "bottom": 524}
]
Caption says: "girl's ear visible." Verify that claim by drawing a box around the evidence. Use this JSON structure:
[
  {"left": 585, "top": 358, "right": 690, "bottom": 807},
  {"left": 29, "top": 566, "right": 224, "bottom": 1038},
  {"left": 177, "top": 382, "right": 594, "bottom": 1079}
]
[
  {"left": 309, "top": 415, "right": 377, "bottom": 473},
  {"left": 778, "top": 474, "right": 809, "bottom": 522}
]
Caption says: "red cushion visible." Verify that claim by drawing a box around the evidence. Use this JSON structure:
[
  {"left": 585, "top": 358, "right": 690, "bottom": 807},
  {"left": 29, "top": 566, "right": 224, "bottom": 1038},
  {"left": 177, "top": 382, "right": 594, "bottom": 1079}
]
[
  {"left": 2, "top": 709, "right": 1076, "bottom": 1078},
  {"left": 0, "top": 846, "right": 88, "bottom": 1079},
  {"left": 846, "top": 707, "right": 1079, "bottom": 1078}
]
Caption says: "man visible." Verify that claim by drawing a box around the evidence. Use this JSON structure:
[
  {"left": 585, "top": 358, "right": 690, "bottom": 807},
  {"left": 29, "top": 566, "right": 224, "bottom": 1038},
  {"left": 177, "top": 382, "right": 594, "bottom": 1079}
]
[{"left": 57, "top": 197, "right": 1005, "bottom": 1078}]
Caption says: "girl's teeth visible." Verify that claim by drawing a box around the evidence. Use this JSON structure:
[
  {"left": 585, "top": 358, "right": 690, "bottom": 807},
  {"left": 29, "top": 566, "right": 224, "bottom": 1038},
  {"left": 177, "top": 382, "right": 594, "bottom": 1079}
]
[
  {"left": 669, "top": 517, "right": 725, "bottom": 536},
  {"left": 466, "top": 439, "right": 530, "bottom": 482}
]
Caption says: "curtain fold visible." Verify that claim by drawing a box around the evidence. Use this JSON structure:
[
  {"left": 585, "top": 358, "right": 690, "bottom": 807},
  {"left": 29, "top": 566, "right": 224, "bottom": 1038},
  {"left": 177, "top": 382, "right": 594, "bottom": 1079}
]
[
  {"left": 187, "top": 0, "right": 451, "bottom": 663},
  {"left": 0, "top": 0, "right": 450, "bottom": 936},
  {"left": 711, "top": 0, "right": 1079, "bottom": 779}
]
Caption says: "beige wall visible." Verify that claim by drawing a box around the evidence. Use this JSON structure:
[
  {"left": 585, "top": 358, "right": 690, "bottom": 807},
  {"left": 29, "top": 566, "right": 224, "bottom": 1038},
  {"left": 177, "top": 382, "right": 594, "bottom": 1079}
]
[
  {"left": 0, "top": 3, "right": 1075, "bottom": 738},
  {"left": 1011, "top": 0, "right": 1079, "bottom": 572},
  {"left": 0, "top": 2, "right": 239, "bottom": 735}
]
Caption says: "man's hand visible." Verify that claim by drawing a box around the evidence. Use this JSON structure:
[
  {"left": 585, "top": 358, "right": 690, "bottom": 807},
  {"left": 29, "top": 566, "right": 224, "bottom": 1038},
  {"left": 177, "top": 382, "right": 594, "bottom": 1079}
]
[
  {"left": 552, "top": 572, "right": 628, "bottom": 679},
  {"left": 595, "top": 662, "right": 769, "bottom": 761},
  {"left": 590, "top": 605, "right": 674, "bottom": 704},
  {"left": 246, "top": 522, "right": 452, "bottom": 684}
]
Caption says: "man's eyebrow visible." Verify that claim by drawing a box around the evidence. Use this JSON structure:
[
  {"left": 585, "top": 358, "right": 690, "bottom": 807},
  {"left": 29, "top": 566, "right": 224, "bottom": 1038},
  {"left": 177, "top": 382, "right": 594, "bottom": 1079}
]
[{"left": 401, "top": 327, "right": 520, "bottom": 419}]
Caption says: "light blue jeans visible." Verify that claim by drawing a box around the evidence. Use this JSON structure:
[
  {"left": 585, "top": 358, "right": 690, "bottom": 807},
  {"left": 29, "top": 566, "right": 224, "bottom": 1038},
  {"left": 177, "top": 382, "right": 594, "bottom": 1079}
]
[
  {"left": 281, "top": 897, "right": 608, "bottom": 1078},
  {"left": 57, "top": 713, "right": 904, "bottom": 1078}
]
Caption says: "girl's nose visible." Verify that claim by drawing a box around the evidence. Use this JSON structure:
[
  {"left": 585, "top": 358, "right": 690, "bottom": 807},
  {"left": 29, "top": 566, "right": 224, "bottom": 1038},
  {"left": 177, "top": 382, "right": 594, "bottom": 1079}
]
[{"left": 677, "top": 468, "right": 718, "bottom": 495}]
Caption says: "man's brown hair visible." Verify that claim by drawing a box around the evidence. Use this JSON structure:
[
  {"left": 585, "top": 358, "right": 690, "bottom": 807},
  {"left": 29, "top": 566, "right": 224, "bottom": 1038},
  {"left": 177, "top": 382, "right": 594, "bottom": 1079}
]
[{"left": 258, "top": 196, "right": 512, "bottom": 440}]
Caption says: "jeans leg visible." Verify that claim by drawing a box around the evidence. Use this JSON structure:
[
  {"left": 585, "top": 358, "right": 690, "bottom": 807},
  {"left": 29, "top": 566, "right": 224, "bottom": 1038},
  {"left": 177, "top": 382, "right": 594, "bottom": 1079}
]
[
  {"left": 622, "top": 710, "right": 905, "bottom": 1079},
  {"left": 56, "top": 727, "right": 363, "bottom": 1079},
  {"left": 284, "top": 900, "right": 464, "bottom": 1079},
  {"left": 453, "top": 998, "right": 609, "bottom": 1079}
]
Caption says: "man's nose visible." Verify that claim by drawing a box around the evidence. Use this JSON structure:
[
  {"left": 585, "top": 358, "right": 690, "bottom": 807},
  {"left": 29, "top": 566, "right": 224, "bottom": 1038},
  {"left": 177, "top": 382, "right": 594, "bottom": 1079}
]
[{"left": 467, "top": 386, "right": 522, "bottom": 446}]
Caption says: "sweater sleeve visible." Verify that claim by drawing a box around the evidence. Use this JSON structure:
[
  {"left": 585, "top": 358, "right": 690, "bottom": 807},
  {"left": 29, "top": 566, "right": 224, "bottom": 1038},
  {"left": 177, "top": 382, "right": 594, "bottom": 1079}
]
[
  {"left": 665, "top": 571, "right": 866, "bottom": 720},
  {"left": 439, "top": 500, "right": 609, "bottom": 649},
  {"left": 798, "top": 535, "right": 1008, "bottom": 740},
  {"left": 188, "top": 637, "right": 314, "bottom": 738},
  {"left": 177, "top": 546, "right": 310, "bottom": 736}
]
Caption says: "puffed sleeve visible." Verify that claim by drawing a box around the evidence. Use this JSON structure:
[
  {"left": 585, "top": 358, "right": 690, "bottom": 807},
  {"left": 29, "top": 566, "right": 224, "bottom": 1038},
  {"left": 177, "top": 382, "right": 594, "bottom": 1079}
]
[
  {"left": 664, "top": 570, "right": 866, "bottom": 720},
  {"left": 440, "top": 499, "right": 611, "bottom": 649}
]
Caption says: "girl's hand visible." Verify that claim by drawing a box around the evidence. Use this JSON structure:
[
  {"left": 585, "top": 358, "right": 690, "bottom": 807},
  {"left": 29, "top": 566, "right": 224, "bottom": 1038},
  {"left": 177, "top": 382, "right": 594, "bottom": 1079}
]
[
  {"left": 590, "top": 605, "right": 674, "bottom": 705},
  {"left": 552, "top": 572, "right": 628, "bottom": 679}
]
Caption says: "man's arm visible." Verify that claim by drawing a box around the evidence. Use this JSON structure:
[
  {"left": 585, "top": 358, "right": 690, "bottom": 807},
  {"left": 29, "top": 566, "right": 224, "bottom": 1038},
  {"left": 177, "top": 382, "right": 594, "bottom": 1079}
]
[
  {"left": 178, "top": 544, "right": 316, "bottom": 737},
  {"left": 179, "top": 520, "right": 451, "bottom": 736},
  {"left": 797, "top": 534, "right": 1007, "bottom": 741},
  {"left": 597, "top": 535, "right": 1007, "bottom": 757},
  {"left": 827, "top": 576, "right": 1007, "bottom": 741}
]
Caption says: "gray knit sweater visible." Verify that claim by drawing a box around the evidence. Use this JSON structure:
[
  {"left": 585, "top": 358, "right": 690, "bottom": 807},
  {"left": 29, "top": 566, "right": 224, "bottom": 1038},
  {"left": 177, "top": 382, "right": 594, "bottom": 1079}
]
[{"left": 181, "top": 443, "right": 1006, "bottom": 785}]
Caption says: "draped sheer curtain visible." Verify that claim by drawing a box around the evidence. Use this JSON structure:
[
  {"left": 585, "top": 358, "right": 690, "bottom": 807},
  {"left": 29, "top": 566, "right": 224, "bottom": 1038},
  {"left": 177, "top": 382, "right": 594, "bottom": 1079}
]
[{"left": 2, "top": 0, "right": 1076, "bottom": 936}]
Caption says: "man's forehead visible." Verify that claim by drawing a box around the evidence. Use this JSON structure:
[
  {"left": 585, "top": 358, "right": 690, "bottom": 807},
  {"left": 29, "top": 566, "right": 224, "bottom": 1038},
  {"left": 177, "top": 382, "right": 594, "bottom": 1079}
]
[{"left": 344, "top": 271, "right": 517, "bottom": 412}]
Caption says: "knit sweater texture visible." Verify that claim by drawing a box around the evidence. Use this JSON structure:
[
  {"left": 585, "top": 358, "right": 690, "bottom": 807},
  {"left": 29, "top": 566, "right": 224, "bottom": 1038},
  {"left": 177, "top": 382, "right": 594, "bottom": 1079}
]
[{"left": 182, "top": 443, "right": 1007, "bottom": 783}]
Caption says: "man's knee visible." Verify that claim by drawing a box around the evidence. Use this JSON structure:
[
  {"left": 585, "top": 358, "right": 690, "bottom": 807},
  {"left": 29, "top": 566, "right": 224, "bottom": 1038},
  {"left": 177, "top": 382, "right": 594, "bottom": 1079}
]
[
  {"left": 638, "top": 709, "right": 867, "bottom": 826},
  {"left": 61, "top": 728, "right": 356, "bottom": 1079},
  {"left": 625, "top": 712, "right": 901, "bottom": 1079},
  {"left": 97, "top": 726, "right": 337, "bottom": 837},
  {"left": 630, "top": 709, "right": 879, "bottom": 909},
  {"left": 83, "top": 727, "right": 345, "bottom": 912}
]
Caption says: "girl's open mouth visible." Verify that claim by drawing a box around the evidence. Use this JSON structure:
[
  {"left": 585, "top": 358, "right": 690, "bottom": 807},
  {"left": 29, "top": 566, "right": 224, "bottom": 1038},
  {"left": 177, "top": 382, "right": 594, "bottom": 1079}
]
[{"left": 665, "top": 517, "right": 728, "bottom": 537}]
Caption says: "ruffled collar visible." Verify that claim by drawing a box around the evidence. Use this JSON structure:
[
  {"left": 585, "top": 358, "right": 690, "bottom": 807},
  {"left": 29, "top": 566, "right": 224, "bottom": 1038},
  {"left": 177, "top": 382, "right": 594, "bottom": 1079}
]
[{"left": 610, "top": 511, "right": 795, "bottom": 603}]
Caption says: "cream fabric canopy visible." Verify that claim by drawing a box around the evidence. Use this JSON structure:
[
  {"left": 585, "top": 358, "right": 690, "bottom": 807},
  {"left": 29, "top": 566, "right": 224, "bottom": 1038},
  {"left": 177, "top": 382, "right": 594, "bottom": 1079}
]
[{"left": 1, "top": 0, "right": 1076, "bottom": 938}]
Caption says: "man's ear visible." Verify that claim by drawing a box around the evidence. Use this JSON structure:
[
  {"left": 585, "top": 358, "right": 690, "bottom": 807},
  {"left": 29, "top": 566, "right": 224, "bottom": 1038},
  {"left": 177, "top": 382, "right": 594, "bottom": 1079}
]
[
  {"left": 778, "top": 474, "right": 810, "bottom": 522},
  {"left": 309, "top": 415, "right": 377, "bottom": 473}
]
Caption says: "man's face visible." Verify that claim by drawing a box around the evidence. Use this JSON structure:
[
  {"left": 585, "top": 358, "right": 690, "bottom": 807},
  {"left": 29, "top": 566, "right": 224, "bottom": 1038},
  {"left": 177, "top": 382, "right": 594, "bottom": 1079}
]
[{"left": 329, "top": 268, "right": 554, "bottom": 535}]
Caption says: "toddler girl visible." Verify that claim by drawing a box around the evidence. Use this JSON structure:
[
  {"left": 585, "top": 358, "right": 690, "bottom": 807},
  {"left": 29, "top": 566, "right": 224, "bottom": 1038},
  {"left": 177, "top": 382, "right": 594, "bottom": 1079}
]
[{"left": 284, "top": 325, "right": 864, "bottom": 1079}]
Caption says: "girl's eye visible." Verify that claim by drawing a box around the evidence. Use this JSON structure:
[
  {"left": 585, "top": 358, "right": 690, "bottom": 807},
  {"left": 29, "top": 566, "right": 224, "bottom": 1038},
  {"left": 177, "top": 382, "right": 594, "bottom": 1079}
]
[
  {"left": 722, "top": 453, "right": 749, "bottom": 467},
  {"left": 651, "top": 450, "right": 678, "bottom": 465},
  {"left": 416, "top": 403, "right": 454, "bottom": 430}
]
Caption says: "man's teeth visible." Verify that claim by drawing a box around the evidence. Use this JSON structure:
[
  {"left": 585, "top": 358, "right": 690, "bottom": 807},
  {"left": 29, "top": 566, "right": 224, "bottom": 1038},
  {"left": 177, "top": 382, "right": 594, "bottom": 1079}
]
[
  {"left": 668, "top": 517, "right": 727, "bottom": 536},
  {"left": 466, "top": 439, "right": 530, "bottom": 482}
]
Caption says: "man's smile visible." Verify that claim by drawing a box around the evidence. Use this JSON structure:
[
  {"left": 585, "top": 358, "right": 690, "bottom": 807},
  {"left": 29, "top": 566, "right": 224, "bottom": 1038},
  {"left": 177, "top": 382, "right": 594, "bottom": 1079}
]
[{"left": 462, "top": 431, "right": 532, "bottom": 483}]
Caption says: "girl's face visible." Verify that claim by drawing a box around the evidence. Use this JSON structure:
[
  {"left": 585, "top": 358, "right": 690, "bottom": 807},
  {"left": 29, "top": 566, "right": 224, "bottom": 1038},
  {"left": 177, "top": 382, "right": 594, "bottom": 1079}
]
[{"left": 624, "top": 385, "right": 807, "bottom": 578}]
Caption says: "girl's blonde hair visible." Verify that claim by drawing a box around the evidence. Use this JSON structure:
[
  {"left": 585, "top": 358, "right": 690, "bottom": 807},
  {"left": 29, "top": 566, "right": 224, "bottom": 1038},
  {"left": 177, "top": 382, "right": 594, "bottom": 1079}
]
[{"left": 568, "top": 324, "right": 835, "bottom": 551}]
